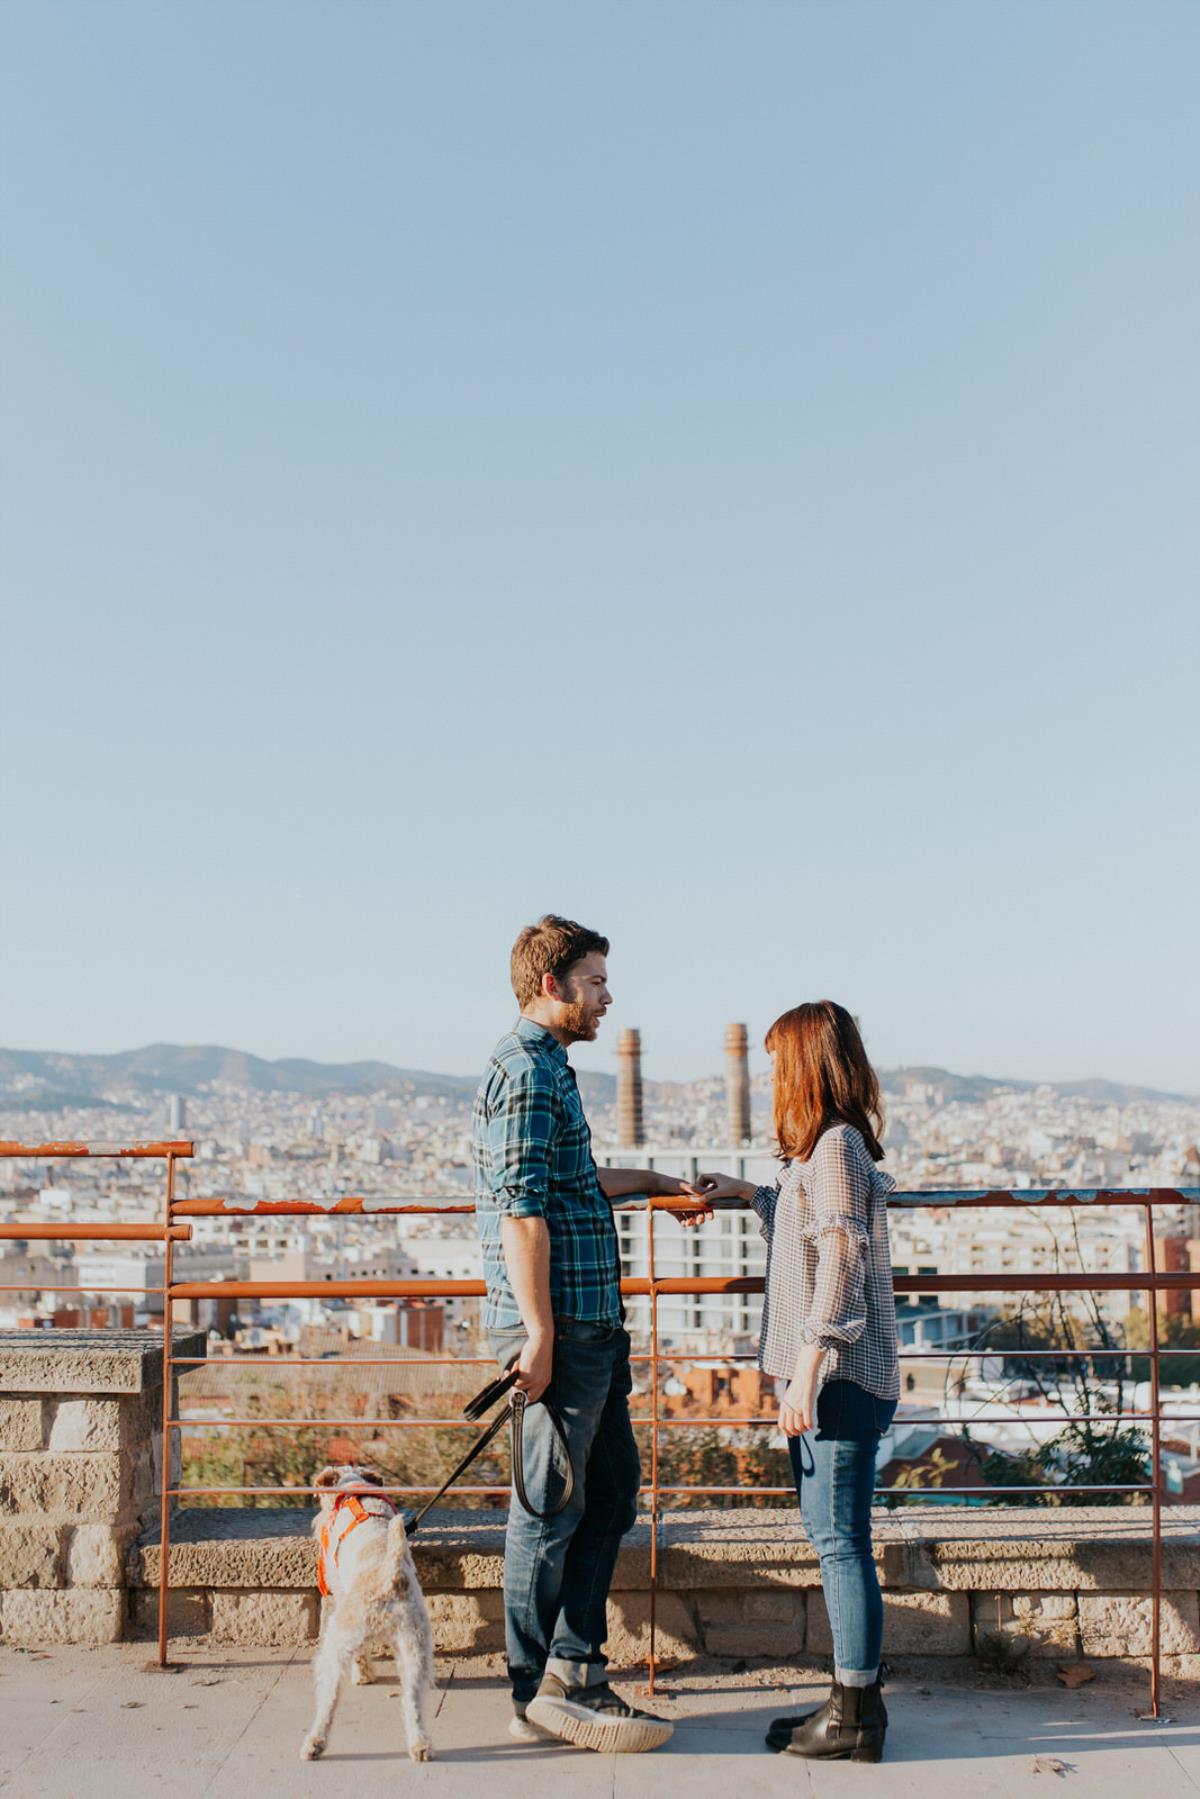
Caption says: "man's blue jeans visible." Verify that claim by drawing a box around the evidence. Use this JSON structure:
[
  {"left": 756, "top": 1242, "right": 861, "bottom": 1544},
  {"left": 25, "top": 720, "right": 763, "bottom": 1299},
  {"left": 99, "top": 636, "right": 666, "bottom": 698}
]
[
  {"left": 488, "top": 1319, "right": 640, "bottom": 1705},
  {"left": 787, "top": 1379, "right": 896, "bottom": 1686}
]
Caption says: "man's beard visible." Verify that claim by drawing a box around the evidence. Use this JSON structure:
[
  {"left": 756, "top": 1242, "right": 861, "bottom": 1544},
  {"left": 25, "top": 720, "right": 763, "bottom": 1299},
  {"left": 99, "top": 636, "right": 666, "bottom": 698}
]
[{"left": 558, "top": 999, "right": 598, "bottom": 1042}]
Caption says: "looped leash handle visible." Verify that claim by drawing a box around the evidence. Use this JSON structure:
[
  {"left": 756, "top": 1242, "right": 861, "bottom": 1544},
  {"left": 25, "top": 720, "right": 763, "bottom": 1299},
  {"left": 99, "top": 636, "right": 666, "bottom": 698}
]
[{"left": 510, "top": 1387, "right": 575, "bottom": 1520}]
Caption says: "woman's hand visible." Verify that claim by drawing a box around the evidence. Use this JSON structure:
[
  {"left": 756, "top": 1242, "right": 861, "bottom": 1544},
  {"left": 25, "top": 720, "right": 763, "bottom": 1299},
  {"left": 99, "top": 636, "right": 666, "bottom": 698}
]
[
  {"left": 693, "top": 1172, "right": 755, "bottom": 1204},
  {"left": 657, "top": 1174, "right": 714, "bottom": 1230},
  {"left": 779, "top": 1344, "right": 823, "bottom": 1437}
]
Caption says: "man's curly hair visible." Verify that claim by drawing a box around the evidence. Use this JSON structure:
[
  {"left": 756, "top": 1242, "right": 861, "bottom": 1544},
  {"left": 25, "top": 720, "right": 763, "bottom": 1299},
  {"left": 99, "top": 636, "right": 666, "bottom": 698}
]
[{"left": 510, "top": 914, "right": 609, "bottom": 1007}]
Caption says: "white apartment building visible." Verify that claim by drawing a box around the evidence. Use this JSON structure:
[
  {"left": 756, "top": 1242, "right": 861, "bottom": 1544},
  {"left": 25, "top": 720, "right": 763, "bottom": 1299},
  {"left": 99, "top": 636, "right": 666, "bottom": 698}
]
[
  {"left": 244, "top": 1242, "right": 418, "bottom": 1287},
  {"left": 72, "top": 1246, "right": 240, "bottom": 1315},
  {"left": 888, "top": 1201, "right": 1143, "bottom": 1321}
]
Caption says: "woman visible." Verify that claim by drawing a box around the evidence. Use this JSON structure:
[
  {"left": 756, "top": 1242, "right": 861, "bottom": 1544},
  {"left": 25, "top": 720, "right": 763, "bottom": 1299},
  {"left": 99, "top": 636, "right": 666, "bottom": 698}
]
[{"left": 697, "top": 1001, "right": 899, "bottom": 1764}]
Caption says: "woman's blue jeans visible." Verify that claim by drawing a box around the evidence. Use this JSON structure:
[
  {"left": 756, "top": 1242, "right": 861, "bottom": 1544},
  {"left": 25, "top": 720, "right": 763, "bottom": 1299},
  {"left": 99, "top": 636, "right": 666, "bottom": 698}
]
[
  {"left": 788, "top": 1378, "right": 896, "bottom": 1686},
  {"left": 488, "top": 1319, "right": 640, "bottom": 1705}
]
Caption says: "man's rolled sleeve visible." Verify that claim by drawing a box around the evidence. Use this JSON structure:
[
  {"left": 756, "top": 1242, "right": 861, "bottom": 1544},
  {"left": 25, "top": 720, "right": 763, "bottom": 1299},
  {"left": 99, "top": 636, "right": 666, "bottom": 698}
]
[{"left": 490, "top": 1062, "right": 555, "bottom": 1218}]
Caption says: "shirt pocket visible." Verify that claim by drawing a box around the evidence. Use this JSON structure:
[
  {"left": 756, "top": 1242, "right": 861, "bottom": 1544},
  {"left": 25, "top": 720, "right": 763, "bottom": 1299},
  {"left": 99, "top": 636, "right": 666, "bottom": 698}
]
[{"left": 554, "top": 1070, "right": 592, "bottom": 1148}]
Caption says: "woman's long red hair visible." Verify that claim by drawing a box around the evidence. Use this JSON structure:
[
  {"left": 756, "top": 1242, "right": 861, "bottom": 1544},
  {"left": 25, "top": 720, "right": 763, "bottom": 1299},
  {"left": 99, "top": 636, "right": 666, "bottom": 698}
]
[{"left": 766, "top": 1000, "right": 885, "bottom": 1163}]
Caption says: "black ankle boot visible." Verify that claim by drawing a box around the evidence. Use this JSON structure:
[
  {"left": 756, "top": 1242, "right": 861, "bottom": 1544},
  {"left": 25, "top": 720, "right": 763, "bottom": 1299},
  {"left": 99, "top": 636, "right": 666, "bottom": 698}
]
[
  {"left": 766, "top": 1664, "right": 889, "bottom": 1755},
  {"left": 766, "top": 1677, "right": 887, "bottom": 1762}
]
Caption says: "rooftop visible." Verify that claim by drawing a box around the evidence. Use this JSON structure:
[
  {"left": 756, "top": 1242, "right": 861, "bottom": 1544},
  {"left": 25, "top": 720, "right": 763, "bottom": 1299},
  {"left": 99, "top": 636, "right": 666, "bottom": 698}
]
[{"left": 5, "top": 1645, "right": 1200, "bottom": 1798}]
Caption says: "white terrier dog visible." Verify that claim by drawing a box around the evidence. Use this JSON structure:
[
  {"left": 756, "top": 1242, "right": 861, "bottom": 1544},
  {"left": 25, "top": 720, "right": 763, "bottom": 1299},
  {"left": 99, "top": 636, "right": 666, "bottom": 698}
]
[{"left": 301, "top": 1464, "right": 435, "bottom": 1763}]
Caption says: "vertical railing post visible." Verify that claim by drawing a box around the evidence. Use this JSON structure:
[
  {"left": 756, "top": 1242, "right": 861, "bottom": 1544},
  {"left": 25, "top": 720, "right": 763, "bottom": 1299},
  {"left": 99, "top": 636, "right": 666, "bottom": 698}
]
[
  {"left": 157, "top": 1152, "right": 178, "bottom": 1669},
  {"left": 1143, "top": 1203, "right": 1163, "bottom": 1717},
  {"left": 647, "top": 1195, "right": 660, "bottom": 1695}
]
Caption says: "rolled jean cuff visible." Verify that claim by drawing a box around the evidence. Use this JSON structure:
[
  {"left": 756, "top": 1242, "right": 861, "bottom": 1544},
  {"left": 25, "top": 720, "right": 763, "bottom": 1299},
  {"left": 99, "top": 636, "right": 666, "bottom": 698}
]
[
  {"left": 546, "top": 1657, "right": 608, "bottom": 1687},
  {"left": 836, "top": 1665, "right": 879, "bottom": 1688}
]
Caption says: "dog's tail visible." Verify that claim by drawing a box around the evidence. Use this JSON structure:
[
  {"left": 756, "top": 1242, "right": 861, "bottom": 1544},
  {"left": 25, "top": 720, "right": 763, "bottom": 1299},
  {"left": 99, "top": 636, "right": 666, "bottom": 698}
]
[{"left": 375, "top": 1513, "right": 410, "bottom": 1598}]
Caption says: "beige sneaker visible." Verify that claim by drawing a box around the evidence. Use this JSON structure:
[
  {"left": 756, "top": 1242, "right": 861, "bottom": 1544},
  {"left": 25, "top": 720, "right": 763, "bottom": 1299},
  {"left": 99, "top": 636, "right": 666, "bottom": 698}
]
[
  {"left": 509, "top": 1704, "right": 555, "bottom": 1743},
  {"left": 526, "top": 1661, "right": 673, "bottom": 1754}
]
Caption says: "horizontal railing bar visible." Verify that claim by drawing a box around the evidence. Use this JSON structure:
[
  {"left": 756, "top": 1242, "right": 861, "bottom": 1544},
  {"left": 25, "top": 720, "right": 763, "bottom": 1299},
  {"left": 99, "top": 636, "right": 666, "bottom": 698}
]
[
  {"left": 644, "top": 1348, "right": 1167, "bottom": 1360},
  {"left": 167, "top": 1480, "right": 1156, "bottom": 1498},
  {"left": 0, "top": 1141, "right": 193, "bottom": 1159},
  {"left": 884, "top": 1190, "right": 1200, "bottom": 1208},
  {"left": 168, "top": 1188, "right": 1200, "bottom": 1217},
  {"left": 168, "top": 1279, "right": 485, "bottom": 1299},
  {"left": 894, "top": 1348, "right": 1139, "bottom": 1358},
  {"left": 0, "top": 1223, "right": 191, "bottom": 1241},
  {"left": 649, "top": 1413, "right": 1190, "bottom": 1426},
  {"left": 171, "top": 1417, "right": 504, "bottom": 1429},
  {"left": 167, "top": 1411, "right": 1200, "bottom": 1430},
  {"left": 166, "top": 1349, "right": 1162, "bottom": 1368},
  {"left": 655, "top": 1484, "right": 1155, "bottom": 1496},
  {"left": 170, "top": 1355, "right": 499, "bottom": 1367},
  {"left": 873, "top": 1484, "right": 1156, "bottom": 1495},
  {"left": 169, "top": 1485, "right": 509, "bottom": 1497},
  {"left": 648, "top": 1274, "right": 1200, "bottom": 1294},
  {"left": 172, "top": 1197, "right": 477, "bottom": 1217},
  {"left": 19, "top": 1272, "right": 1200, "bottom": 1302},
  {"left": 639, "top": 1349, "right": 1165, "bottom": 1361},
  {"left": 163, "top": 1273, "right": 1200, "bottom": 1300},
  {"left": 652, "top": 1488, "right": 796, "bottom": 1496},
  {"left": 169, "top": 1194, "right": 741, "bottom": 1218}
]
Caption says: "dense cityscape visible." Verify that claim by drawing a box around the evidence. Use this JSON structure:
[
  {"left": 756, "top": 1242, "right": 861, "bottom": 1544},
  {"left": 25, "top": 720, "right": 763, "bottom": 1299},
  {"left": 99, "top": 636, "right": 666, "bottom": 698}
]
[
  {"left": 3, "top": 1042, "right": 1200, "bottom": 1503},
  {"left": 2, "top": 1047, "right": 1198, "bottom": 1333}
]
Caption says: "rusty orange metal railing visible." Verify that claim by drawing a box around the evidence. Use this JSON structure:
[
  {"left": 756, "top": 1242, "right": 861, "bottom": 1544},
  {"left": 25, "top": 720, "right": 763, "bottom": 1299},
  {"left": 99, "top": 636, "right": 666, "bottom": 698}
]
[{"left": 2, "top": 1141, "right": 1200, "bottom": 1714}]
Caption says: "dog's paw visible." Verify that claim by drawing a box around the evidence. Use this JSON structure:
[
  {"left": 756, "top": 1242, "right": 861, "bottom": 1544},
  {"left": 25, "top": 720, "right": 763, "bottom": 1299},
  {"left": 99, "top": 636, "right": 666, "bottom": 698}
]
[
  {"left": 351, "top": 1658, "right": 374, "bottom": 1686},
  {"left": 300, "top": 1736, "right": 325, "bottom": 1761},
  {"left": 409, "top": 1741, "right": 433, "bottom": 1762}
]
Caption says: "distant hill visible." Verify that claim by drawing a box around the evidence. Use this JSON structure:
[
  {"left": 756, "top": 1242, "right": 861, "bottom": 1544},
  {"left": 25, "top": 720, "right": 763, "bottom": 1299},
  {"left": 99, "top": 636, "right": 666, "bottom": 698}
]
[
  {"left": 880, "top": 1065, "right": 1196, "bottom": 1107},
  {"left": 0, "top": 1045, "right": 1191, "bottom": 1116},
  {"left": 1044, "top": 1076, "right": 1198, "bottom": 1106},
  {"left": 879, "top": 1065, "right": 1018, "bottom": 1103},
  {"left": 0, "top": 1043, "right": 616, "bottom": 1110}
]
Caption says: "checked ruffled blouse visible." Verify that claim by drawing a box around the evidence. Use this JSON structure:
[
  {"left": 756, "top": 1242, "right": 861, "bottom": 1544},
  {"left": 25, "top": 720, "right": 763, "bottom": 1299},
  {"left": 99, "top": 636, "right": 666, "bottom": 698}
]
[{"left": 754, "top": 1123, "right": 900, "bottom": 1402}]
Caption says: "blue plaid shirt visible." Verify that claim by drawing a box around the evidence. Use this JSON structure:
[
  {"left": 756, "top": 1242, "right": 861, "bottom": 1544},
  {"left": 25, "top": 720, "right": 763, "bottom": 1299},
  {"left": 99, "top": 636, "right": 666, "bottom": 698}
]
[{"left": 472, "top": 1017, "right": 621, "bottom": 1331}]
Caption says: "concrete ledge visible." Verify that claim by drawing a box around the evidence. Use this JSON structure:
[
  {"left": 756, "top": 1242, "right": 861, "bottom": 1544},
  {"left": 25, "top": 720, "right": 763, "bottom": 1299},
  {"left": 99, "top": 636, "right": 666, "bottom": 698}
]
[
  {"left": 122, "top": 1503, "right": 1200, "bottom": 1664},
  {"left": 129, "top": 1505, "right": 1200, "bottom": 1594},
  {"left": 0, "top": 1330, "right": 205, "bottom": 1395}
]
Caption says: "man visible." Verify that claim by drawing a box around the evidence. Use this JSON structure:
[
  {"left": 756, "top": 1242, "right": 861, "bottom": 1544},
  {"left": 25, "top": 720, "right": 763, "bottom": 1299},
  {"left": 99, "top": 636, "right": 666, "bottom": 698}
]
[{"left": 472, "top": 914, "right": 709, "bottom": 1753}]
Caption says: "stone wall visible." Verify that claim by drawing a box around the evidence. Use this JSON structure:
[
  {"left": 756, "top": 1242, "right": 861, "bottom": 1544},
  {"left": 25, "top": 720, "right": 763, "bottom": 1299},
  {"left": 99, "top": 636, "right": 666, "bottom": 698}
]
[
  {"left": 0, "top": 1330, "right": 203, "bottom": 1645},
  {"left": 126, "top": 1501, "right": 1200, "bottom": 1677}
]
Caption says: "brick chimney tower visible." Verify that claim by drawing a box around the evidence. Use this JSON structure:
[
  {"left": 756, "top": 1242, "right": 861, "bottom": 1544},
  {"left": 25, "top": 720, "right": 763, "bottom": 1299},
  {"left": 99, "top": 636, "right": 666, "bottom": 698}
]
[
  {"left": 725, "top": 1023, "right": 751, "bottom": 1146},
  {"left": 616, "top": 1028, "right": 645, "bottom": 1148}
]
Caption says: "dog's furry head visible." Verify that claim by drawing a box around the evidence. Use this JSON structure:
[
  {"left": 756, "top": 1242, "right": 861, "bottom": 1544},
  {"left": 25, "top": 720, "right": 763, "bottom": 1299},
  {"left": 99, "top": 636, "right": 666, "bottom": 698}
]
[{"left": 313, "top": 1463, "right": 386, "bottom": 1514}]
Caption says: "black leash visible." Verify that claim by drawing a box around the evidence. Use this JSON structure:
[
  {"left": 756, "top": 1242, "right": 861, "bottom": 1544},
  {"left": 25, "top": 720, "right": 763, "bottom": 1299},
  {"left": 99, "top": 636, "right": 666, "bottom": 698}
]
[{"left": 402, "top": 1365, "right": 575, "bottom": 1537}]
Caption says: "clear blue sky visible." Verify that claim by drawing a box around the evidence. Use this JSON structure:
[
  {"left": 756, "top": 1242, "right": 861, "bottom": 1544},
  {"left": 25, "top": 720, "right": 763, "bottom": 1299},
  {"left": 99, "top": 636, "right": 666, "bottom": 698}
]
[{"left": 3, "top": 2, "right": 1197, "bottom": 1093}]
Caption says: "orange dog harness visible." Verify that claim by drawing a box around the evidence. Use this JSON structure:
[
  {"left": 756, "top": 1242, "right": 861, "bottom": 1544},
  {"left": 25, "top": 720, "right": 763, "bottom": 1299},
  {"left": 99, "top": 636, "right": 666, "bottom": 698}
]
[{"left": 316, "top": 1492, "right": 396, "bottom": 1597}]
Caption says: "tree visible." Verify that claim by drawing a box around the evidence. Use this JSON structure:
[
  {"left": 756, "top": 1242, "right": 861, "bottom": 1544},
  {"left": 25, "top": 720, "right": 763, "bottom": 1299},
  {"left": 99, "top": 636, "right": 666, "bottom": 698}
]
[
  {"left": 940, "top": 1212, "right": 1150, "bottom": 1507},
  {"left": 1123, "top": 1306, "right": 1200, "bottom": 1389}
]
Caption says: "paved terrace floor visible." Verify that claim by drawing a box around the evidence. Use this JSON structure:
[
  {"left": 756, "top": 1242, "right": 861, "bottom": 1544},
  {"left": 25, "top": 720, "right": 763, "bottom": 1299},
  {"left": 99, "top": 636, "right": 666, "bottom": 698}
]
[{"left": 4, "top": 1647, "right": 1200, "bottom": 1799}]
